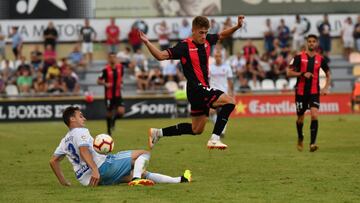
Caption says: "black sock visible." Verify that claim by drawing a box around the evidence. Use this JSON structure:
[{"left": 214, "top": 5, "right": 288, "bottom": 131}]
[
  {"left": 106, "top": 117, "right": 112, "bottom": 135},
  {"left": 162, "top": 123, "right": 194, "bottom": 136},
  {"left": 212, "top": 104, "right": 235, "bottom": 135},
  {"left": 296, "top": 122, "right": 304, "bottom": 141},
  {"left": 310, "top": 120, "right": 318, "bottom": 145}
]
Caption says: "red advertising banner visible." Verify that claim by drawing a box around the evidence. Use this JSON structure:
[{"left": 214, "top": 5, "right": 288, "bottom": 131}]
[{"left": 232, "top": 93, "right": 352, "bottom": 117}]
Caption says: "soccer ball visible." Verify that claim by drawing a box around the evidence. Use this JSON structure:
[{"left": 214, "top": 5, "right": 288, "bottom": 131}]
[{"left": 93, "top": 134, "right": 114, "bottom": 154}]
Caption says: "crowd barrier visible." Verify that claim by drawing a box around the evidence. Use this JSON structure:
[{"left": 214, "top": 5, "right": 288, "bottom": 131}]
[{"left": 0, "top": 93, "right": 353, "bottom": 122}]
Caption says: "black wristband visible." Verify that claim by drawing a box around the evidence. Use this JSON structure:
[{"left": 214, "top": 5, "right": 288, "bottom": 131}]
[{"left": 300, "top": 72, "right": 305, "bottom": 77}]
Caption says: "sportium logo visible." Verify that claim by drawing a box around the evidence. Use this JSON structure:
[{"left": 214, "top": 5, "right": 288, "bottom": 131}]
[{"left": 16, "top": 0, "right": 67, "bottom": 14}]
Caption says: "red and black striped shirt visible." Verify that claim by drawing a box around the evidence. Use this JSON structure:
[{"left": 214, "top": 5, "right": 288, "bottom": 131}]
[
  {"left": 290, "top": 52, "right": 330, "bottom": 95},
  {"left": 98, "top": 63, "right": 123, "bottom": 99},
  {"left": 166, "top": 34, "right": 219, "bottom": 88}
]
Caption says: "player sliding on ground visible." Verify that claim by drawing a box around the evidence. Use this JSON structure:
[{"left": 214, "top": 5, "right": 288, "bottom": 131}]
[
  {"left": 140, "top": 15, "right": 245, "bottom": 150},
  {"left": 49, "top": 106, "right": 191, "bottom": 186}
]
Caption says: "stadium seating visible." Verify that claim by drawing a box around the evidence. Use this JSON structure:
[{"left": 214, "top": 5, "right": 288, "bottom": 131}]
[
  {"left": 275, "top": 78, "right": 288, "bottom": 90},
  {"left": 261, "top": 79, "right": 275, "bottom": 90}
]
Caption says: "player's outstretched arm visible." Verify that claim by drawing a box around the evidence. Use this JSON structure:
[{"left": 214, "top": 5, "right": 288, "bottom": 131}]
[
  {"left": 219, "top": 15, "right": 245, "bottom": 41},
  {"left": 49, "top": 155, "right": 71, "bottom": 186},
  {"left": 139, "top": 31, "right": 169, "bottom": 61},
  {"left": 79, "top": 146, "right": 100, "bottom": 186}
]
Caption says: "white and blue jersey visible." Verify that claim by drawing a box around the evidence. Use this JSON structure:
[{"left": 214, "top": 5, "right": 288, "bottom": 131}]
[{"left": 53, "top": 128, "right": 106, "bottom": 186}]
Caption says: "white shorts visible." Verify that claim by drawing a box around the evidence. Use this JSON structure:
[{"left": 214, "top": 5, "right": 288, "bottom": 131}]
[
  {"left": 82, "top": 42, "right": 93, "bottom": 53},
  {"left": 343, "top": 38, "right": 354, "bottom": 48}
]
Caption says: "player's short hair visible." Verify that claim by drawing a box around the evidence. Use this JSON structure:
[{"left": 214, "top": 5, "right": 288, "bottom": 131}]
[
  {"left": 63, "top": 106, "right": 80, "bottom": 127},
  {"left": 306, "top": 34, "right": 318, "bottom": 41},
  {"left": 108, "top": 52, "right": 116, "bottom": 56},
  {"left": 192, "top": 16, "right": 210, "bottom": 29}
]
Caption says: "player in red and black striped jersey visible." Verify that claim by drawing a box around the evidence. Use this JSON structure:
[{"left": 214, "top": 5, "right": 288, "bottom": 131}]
[
  {"left": 287, "top": 34, "right": 331, "bottom": 152},
  {"left": 140, "top": 15, "right": 245, "bottom": 150},
  {"left": 97, "top": 53, "right": 125, "bottom": 136}
]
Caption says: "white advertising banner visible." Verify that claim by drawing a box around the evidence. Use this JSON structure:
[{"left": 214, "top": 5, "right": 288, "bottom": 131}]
[{"left": 0, "top": 14, "right": 357, "bottom": 42}]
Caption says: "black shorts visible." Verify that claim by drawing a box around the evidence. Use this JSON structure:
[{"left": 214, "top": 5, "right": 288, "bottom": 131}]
[
  {"left": 187, "top": 85, "right": 224, "bottom": 117},
  {"left": 105, "top": 97, "right": 124, "bottom": 111},
  {"left": 295, "top": 94, "right": 320, "bottom": 116}
]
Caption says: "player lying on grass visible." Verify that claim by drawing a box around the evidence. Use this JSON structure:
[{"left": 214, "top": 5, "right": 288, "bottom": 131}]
[{"left": 49, "top": 106, "right": 191, "bottom": 186}]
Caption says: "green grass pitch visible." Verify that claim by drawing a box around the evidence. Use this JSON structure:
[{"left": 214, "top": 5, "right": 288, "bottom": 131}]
[{"left": 0, "top": 115, "right": 360, "bottom": 202}]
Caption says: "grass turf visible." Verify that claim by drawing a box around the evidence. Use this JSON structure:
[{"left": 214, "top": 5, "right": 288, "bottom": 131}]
[{"left": 0, "top": 115, "right": 359, "bottom": 202}]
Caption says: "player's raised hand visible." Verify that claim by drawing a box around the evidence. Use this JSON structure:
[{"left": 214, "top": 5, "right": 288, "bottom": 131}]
[
  {"left": 237, "top": 15, "right": 245, "bottom": 28},
  {"left": 139, "top": 31, "right": 149, "bottom": 43}
]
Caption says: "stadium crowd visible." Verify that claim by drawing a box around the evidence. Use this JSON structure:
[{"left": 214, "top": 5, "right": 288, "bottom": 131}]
[{"left": 1, "top": 14, "right": 360, "bottom": 96}]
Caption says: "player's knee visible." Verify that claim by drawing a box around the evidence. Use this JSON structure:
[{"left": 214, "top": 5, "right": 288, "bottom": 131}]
[
  {"left": 192, "top": 126, "right": 204, "bottom": 135},
  {"left": 311, "top": 115, "right": 318, "bottom": 120}
]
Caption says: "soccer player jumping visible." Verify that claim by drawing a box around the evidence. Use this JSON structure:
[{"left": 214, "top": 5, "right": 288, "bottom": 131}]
[
  {"left": 140, "top": 15, "right": 245, "bottom": 150},
  {"left": 287, "top": 34, "right": 331, "bottom": 152}
]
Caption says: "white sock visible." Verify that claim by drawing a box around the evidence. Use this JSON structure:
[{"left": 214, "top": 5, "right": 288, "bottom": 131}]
[
  {"left": 222, "top": 124, "right": 227, "bottom": 135},
  {"left": 159, "top": 129, "right": 163, "bottom": 137},
  {"left": 210, "top": 114, "right": 217, "bottom": 124},
  {"left": 133, "top": 153, "right": 150, "bottom": 179},
  {"left": 144, "top": 172, "right": 181, "bottom": 183},
  {"left": 210, "top": 134, "right": 220, "bottom": 140}
]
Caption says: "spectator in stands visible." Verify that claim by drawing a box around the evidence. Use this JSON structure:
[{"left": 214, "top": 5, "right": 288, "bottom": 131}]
[
  {"left": 105, "top": 17, "right": 120, "bottom": 54},
  {"left": 135, "top": 62, "right": 149, "bottom": 91},
  {"left": 47, "top": 77, "right": 66, "bottom": 94},
  {"left": 341, "top": 17, "right": 354, "bottom": 60},
  {"left": 242, "top": 39, "right": 258, "bottom": 62},
  {"left": 133, "top": 49, "right": 147, "bottom": 68},
  {"left": 270, "top": 55, "right": 288, "bottom": 81},
  {"left": 249, "top": 55, "right": 266, "bottom": 82},
  {"left": 128, "top": 25, "right": 142, "bottom": 53},
  {"left": 62, "top": 66, "right": 80, "bottom": 94},
  {"left": 263, "top": 18, "right": 275, "bottom": 55},
  {"left": 354, "top": 15, "right": 360, "bottom": 52},
  {"left": 212, "top": 43, "right": 226, "bottom": 61},
  {"left": 0, "top": 73, "right": 5, "bottom": 94},
  {"left": 318, "top": 14, "right": 331, "bottom": 58},
  {"left": 33, "top": 70, "right": 48, "bottom": 93},
  {"left": 80, "top": 19, "right": 97, "bottom": 65},
  {"left": 9, "top": 26, "right": 22, "bottom": 60},
  {"left": 231, "top": 51, "right": 246, "bottom": 76},
  {"left": 43, "top": 21, "right": 58, "bottom": 50},
  {"left": 209, "top": 19, "right": 220, "bottom": 35},
  {"left": 1, "top": 59, "right": 15, "bottom": 72},
  {"left": 30, "top": 45, "right": 43, "bottom": 71},
  {"left": 1, "top": 59, "right": 16, "bottom": 85},
  {"left": 117, "top": 47, "right": 132, "bottom": 69},
  {"left": 0, "top": 25, "right": 6, "bottom": 60},
  {"left": 16, "top": 67, "right": 32, "bottom": 94},
  {"left": 148, "top": 66, "right": 164, "bottom": 90},
  {"left": 292, "top": 15, "right": 306, "bottom": 52},
  {"left": 259, "top": 53, "right": 272, "bottom": 79},
  {"left": 68, "top": 44, "right": 87, "bottom": 70},
  {"left": 43, "top": 44, "right": 57, "bottom": 77},
  {"left": 155, "top": 21, "right": 171, "bottom": 50},
  {"left": 277, "top": 19, "right": 290, "bottom": 49},
  {"left": 222, "top": 17, "right": 234, "bottom": 55},
  {"left": 46, "top": 63, "right": 61, "bottom": 80},
  {"left": 176, "top": 19, "right": 192, "bottom": 40},
  {"left": 162, "top": 60, "right": 179, "bottom": 83},
  {"left": 15, "top": 56, "right": 31, "bottom": 75}
]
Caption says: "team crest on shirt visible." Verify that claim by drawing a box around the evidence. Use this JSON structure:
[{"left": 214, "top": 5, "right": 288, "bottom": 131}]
[
  {"left": 315, "top": 60, "right": 319, "bottom": 64},
  {"left": 81, "top": 135, "right": 87, "bottom": 140}
]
